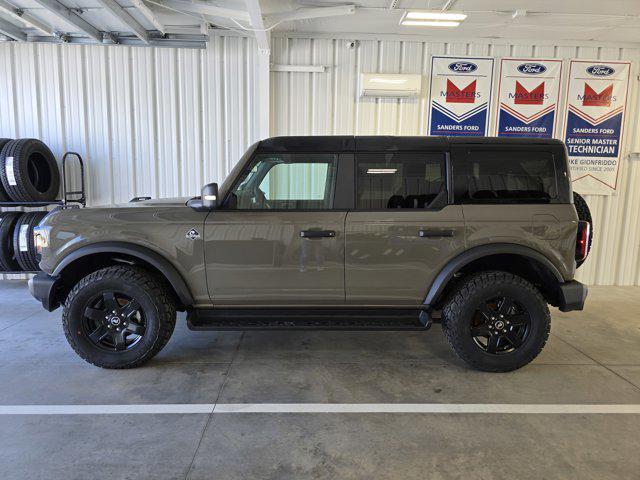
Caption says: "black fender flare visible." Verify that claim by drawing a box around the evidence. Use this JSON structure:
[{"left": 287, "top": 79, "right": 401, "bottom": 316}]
[
  {"left": 53, "top": 241, "right": 194, "bottom": 306},
  {"left": 423, "top": 243, "right": 564, "bottom": 307}
]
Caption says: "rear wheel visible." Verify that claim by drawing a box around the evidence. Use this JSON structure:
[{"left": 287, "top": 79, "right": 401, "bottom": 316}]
[
  {"left": 442, "top": 271, "right": 550, "bottom": 372},
  {"left": 62, "top": 265, "right": 176, "bottom": 369}
]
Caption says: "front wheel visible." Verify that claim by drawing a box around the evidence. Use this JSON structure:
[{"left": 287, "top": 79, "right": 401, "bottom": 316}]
[
  {"left": 62, "top": 266, "right": 176, "bottom": 368},
  {"left": 442, "top": 271, "right": 550, "bottom": 372}
]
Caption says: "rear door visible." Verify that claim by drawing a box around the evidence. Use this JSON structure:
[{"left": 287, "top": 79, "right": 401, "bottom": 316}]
[
  {"left": 345, "top": 150, "right": 466, "bottom": 305},
  {"left": 205, "top": 152, "right": 349, "bottom": 305}
]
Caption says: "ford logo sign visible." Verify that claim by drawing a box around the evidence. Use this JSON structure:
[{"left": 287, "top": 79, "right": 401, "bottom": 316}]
[
  {"left": 586, "top": 65, "right": 615, "bottom": 76},
  {"left": 448, "top": 62, "right": 477, "bottom": 73},
  {"left": 517, "top": 63, "right": 547, "bottom": 75}
]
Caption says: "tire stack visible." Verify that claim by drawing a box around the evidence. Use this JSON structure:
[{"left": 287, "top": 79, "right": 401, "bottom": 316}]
[{"left": 0, "top": 138, "right": 61, "bottom": 273}]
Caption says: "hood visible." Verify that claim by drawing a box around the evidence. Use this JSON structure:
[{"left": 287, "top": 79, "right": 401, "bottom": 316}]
[{"left": 91, "top": 197, "right": 192, "bottom": 208}]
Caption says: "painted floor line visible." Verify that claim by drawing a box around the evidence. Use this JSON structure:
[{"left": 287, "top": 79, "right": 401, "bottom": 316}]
[{"left": 2, "top": 404, "right": 640, "bottom": 415}]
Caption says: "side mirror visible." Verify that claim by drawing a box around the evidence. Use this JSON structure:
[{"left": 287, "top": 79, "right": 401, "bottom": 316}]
[{"left": 201, "top": 183, "right": 219, "bottom": 209}]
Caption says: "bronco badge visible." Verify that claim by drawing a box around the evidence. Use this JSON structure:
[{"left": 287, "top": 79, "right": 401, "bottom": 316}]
[{"left": 186, "top": 228, "right": 200, "bottom": 240}]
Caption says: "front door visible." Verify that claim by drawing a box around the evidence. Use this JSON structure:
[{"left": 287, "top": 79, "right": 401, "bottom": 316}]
[
  {"left": 346, "top": 151, "right": 466, "bottom": 305},
  {"left": 205, "top": 152, "right": 346, "bottom": 305}
]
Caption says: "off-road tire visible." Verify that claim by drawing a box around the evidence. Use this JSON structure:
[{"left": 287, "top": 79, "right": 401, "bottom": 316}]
[
  {"left": 0, "top": 138, "right": 60, "bottom": 202},
  {"left": 573, "top": 192, "right": 593, "bottom": 268},
  {"left": 12, "top": 211, "right": 47, "bottom": 271},
  {"left": 0, "top": 138, "right": 12, "bottom": 201},
  {"left": 442, "top": 271, "right": 551, "bottom": 372},
  {"left": 62, "top": 265, "right": 176, "bottom": 369},
  {"left": 0, "top": 212, "right": 21, "bottom": 270}
]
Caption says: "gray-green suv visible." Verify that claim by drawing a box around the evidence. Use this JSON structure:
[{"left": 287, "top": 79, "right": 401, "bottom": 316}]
[{"left": 29, "top": 136, "right": 591, "bottom": 372}]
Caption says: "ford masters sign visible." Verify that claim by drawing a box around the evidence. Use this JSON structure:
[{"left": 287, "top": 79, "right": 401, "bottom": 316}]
[
  {"left": 448, "top": 62, "right": 478, "bottom": 73},
  {"left": 517, "top": 63, "right": 547, "bottom": 75},
  {"left": 429, "top": 56, "right": 494, "bottom": 136},
  {"left": 496, "top": 58, "right": 562, "bottom": 140}
]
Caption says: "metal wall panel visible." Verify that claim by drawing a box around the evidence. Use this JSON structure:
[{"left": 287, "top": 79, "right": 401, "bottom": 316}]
[
  {"left": 270, "top": 37, "right": 640, "bottom": 286},
  {"left": 0, "top": 36, "right": 260, "bottom": 208}
]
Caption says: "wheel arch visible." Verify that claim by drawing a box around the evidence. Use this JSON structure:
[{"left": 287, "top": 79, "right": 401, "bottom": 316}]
[
  {"left": 52, "top": 242, "right": 194, "bottom": 310},
  {"left": 425, "top": 244, "right": 565, "bottom": 309}
]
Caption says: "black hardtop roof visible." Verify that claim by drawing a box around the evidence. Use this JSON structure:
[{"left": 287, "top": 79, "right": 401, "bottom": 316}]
[{"left": 257, "top": 136, "right": 564, "bottom": 152}]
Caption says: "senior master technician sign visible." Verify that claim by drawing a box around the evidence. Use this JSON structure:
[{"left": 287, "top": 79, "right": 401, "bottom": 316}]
[
  {"left": 428, "top": 56, "right": 494, "bottom": 136},
  {"left": 563, "top": 60, "right": 631, "bottom": 195}
]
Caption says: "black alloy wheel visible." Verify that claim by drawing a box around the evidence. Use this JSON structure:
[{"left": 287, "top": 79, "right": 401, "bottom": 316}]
[
  {"left": 470, "top": 296, "right": 531, "bottom": 355},
  {"left": 82, "top": 291, "right": 147, "bottom": 352},
  {"left": 441, "top": 271, "right": 550, "bottom": 372}
]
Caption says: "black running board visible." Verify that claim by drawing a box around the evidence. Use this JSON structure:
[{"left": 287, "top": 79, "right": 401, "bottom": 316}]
[{"left": 187, "top": 308, "right": 432, "bottom": 331}]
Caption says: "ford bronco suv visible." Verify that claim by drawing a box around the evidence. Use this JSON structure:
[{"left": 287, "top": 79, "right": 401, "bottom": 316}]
[{"left": 29, "top": 136, "right": 591, "bottom": 372}]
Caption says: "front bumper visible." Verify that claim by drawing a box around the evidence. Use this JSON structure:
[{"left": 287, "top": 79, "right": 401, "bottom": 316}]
[
  {"left": 28, "top": 272, "right": 62, "bottom": 311},
  {"left": 558, "top": 280, "right": 588, "bottom": 312}
]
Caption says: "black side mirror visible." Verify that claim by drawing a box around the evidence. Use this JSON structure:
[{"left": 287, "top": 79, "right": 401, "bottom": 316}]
[{"left": 201, "top": 183, "right": 219, "bottom": 209}]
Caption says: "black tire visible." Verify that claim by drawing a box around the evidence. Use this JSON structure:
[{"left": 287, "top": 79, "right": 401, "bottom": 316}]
[
  {"left": 12, "top": 211, "right": 47, "bottom": 271},
  {"left": 0, "top": 212, "right": 21, "bottom": 271},
  {"left": 0, "top": 138, "right": 12, "bottom": 201},
  {"left": 62, "top": 266, "right": 176, "bottom": 369},
  {"left": 442, "top": 271, "right": 551, "bottom": 372},
  {"left": 573, "top": 192, "right": 593, "bottom": 268},
  {"left": 0, "top": 139, "right": 60, "bottom": 202}
]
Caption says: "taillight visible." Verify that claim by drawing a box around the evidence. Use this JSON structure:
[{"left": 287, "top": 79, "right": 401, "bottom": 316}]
[{"left": 576, "top": 220, "right": 591, "bottom": 261}]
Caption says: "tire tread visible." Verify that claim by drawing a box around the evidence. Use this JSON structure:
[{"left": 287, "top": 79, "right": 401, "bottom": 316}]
[
  {"left": 442, "top": 271, "right": 550, "bottom": 372},
  {"left": 62, "top": 265, "right": 176, "bottom": 369}
]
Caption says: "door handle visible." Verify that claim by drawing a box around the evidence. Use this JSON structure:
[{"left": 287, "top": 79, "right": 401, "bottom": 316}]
[
  {"left": 419, "top": 229, "right": 455, "bottom": 238},
  {"left": 300, "top": 230, "right": 336, "bottom": 239}
]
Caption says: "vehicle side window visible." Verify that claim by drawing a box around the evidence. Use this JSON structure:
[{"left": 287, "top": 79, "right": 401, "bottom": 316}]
[
  {"left": 355, "top": 152, "right": 446, "bottom": 209},
  {"left": 226, "top": 153, "right": 338, "bottom": 210},
  {"left": 453, "top": 150, "right": 558, "bottom": 204}
]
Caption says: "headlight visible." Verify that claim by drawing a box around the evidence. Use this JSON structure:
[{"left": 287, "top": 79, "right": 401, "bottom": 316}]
[{"left": 33, "top": 226, "right": 50, "bottom": 255}]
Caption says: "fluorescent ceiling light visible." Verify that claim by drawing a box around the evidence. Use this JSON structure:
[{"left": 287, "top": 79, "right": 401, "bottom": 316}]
[
  {"left": 401, "top": 20, "right": 461, "bottom": 27},
  {"left": 367, "top": 168, "right": 397, "bottom": 174},
  {"left": 404, "top": 10, "right": 467, "bottom": 21}
]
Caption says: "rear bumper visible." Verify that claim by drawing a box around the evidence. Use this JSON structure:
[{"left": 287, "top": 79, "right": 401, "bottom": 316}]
[
  {"left": 558, "top": 280, "right": 588, "bottom": 312},
  {"left": 28, "top": 272, "right": 62, "bottom": 312}
]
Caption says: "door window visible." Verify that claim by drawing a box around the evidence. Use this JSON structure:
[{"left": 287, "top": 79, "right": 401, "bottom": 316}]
[
  {"left": 355, "top": 152, "right": 446, "bottom": 209},
  {"left": 453, "top": 150, "right": 558, "bottom": 204},
  {"left": 227, "top": 153, "right": 338, "bottom": 210}
]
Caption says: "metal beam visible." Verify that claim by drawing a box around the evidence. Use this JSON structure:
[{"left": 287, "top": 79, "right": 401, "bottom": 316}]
[
  {"left": 0, "top": 16, "right": 26, "bottom": 41},
  {"left": 26, "top": 32, "right": 206, "bottom": 48},
  {"left": 155, "top": 0, "right": 250, "bottom": 21},
  {"left": 245, "top": 0, "right": 268, "bottom": 53},
  {"left": 95, "top": 0, "right": 149, "bottom": 44},
  {"left": 131, "top": 0, "right": 165, "bottom": 35},
  {"left": 31, "top": 0, "right": 102, "bottom": 41},
  {"left": 0, "top": 0, "right": 54, "bottom": 36},
  {"left": 265, "top": 5, "right": 356, "bottom": 24}
]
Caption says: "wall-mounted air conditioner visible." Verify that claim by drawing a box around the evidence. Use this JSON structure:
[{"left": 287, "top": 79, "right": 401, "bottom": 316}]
[{"left": 360, "top": 73, "right": 422, "bottom": 98}]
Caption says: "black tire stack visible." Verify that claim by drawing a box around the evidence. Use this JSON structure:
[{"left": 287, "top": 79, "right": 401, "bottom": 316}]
[
  {"left": 12, "top": 211, "right": 48, "bottom": 271},
  {"left": 0, "top": 138, "right": 61, "bottom": 273},
  {"left": 0, "top": 139, "right": 60, "bottom": 202}
]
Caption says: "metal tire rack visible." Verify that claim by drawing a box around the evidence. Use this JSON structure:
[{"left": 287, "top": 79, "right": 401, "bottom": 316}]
[{"left": 0, "top": 152, "right": 86, "bottom": 277}]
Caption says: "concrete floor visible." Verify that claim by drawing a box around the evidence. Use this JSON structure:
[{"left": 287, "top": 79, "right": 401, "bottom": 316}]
[{"left": 0, "top": 281, "right": 639, "bottom": 479}]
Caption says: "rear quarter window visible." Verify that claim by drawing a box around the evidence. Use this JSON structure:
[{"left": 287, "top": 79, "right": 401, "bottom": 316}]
[{"left": 453, "top": 149, "right": 559, "bottom": 204}]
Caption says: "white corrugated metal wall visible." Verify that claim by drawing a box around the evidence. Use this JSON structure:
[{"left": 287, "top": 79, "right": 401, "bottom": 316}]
[
  {"left": 270, "top": 35, "right": 640, "bottom": 286},
  {"left": 1, "top": 33, "right": 639, "bottom": 285},
  {"left": 0, "top": 35, "right": 260, "bottom": 205}
]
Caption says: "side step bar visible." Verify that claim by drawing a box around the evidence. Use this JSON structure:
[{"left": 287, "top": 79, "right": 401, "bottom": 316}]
[{"left": 187, "top": 308, "right": 433, "bottom": 331}]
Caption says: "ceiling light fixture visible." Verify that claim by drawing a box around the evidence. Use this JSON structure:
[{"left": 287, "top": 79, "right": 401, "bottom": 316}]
[
  {"left": 399, "top": 10, "right": 467, "bottom": 27},
  {"left": 403, "top": 10, "right": 467, "bottom": 21},
  {"left": 401, "top": 20, "right": 461, "bottom": 27}
]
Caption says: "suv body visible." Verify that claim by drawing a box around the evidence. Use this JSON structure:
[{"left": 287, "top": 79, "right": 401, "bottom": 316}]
[{"left": 29, "top": 136, "right": 588, "bottom": 371}]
